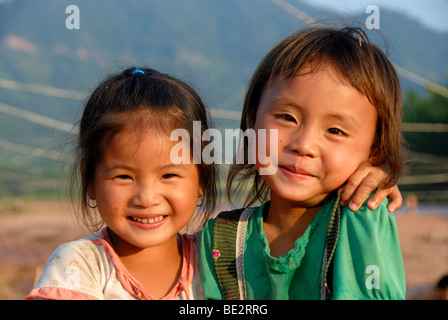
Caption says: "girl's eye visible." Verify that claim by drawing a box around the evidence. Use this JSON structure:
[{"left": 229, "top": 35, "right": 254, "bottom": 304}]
[
  {"left": 162, "top": 173, "right": 178, "bottom": 179},
  {"left": 277, "top": 114, "right": 297, "bottom": 123},
  {"left": 117, "top": 175, "right": 132, "bottom": 180},
  {"left": 328, "top": 128, "right": 345, "bottom": 136}
]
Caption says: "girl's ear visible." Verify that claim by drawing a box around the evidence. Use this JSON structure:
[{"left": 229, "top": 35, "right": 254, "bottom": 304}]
[
  {"left": 80, "top": 161, "right": 96, "bottom": 200},
  {"left": 88, "top": 186, "right": 95, "bottom": 201},
  {"left": 198, "top": 184, "right": 204, "bottom": 199},
  {"left": 197, "top": 188, "right": 205, "bottom": 208},
  {"left": 368, "top": 155, "right": 381, "bottom": 168},
  {"left": 368, "top": 142, "right": 383, "bottom": 167}
]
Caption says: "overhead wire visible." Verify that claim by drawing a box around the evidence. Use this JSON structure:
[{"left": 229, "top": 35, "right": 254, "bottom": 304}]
[
  {"left": 0, "top": 78, "right": 86, "bottom": 101},
  {"left": 0, "top": 139, "right": 71, "bottom": 162},
  {"left": 0, "top": 102, "right": 78, "bottom": 134}
]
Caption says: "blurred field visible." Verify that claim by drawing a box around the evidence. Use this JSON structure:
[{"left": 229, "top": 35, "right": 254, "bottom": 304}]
[
  {"left": 395, "top": 211, "right": 448, "bottom": 299},
  {"left": 0, "top": 200, "right": 88, "bottom": 300},
  {"left": 0, "top": 199, "right": 447, "bottom": 300}
]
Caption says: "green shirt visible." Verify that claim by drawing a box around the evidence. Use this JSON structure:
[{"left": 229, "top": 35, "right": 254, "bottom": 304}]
[{"left": 199, "top": 196, "right": 406, "bottom": 300}]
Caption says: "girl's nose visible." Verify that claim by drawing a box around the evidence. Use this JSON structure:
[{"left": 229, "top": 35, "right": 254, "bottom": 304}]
[
  {"left": 132, "top": 183, "right": 161, "bottom": 208},
  {"left": 286, "top": 125, "right": 319, "bottom": 158}
]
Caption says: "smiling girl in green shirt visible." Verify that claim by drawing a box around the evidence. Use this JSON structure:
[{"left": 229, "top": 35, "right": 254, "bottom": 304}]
[{"left": 199, "top": 25, "right": 406, "bottom": 300}]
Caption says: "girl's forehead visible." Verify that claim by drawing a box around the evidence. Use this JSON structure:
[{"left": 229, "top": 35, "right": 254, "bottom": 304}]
[
  {"left": 106, "top": 107, "right": 187, "bottom": 133},
  {"left": 102, "top": 127, "right": 178, "bottom": 164},
  {"left": 115, "top": 123, "right": 178, "bottom": 147},
  {"left": 261, "top": 63, "right": 372, "bottom": 113},
  {"left": 262, "top": 65, "right": 343, "bottom": 100},
  {"left": 257, "top": 65, "right": 376, "bottom": 121},
  {"left": 269, "top": 62, "right": 348, "bottom": 89}
]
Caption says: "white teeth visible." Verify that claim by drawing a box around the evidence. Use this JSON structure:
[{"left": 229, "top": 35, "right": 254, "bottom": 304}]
[{"left": 131, "top": 216, "right": 164, "bottom": 224}]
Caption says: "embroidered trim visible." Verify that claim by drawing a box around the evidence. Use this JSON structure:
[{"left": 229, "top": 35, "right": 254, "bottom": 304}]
[
  {"left": 320, "top": 248, "right": 328, "bottom": 300},
  {"left": 213, "top": 210, "right": 241, "bottom": 300},
  {"left": 320, "top": 193, "right": 342, "bottom": 300},
  {"left": 213, "top": 208, "right": 254, "bottom": 300},
  {"left": 235, "top": 208, "right": 253, "bottom": 300}
]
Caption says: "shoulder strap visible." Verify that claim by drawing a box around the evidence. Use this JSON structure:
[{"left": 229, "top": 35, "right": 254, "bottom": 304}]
[
  {"left": 212, "top": 208, "right": 246, "bottom": 300},
  {"left": 321, "top": 193, "right": 342, "bottom": 300}
]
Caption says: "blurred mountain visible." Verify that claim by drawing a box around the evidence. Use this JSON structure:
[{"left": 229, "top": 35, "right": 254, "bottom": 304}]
[{"left": 0, "top": 0, "right": 447, "bottom": 197}]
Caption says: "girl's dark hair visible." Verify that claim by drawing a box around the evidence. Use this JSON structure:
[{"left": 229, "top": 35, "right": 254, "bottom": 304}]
[
  {"left": 227, "top": 24, "right": 404, "bottom": 207},
  {"left": 71, "top": 67, "right": 217, "bottom": 232}
]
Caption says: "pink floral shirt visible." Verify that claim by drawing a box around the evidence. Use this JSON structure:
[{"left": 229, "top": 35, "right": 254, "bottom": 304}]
[{"left": 25, "top": 229, "right": 204, "bottom": 300}]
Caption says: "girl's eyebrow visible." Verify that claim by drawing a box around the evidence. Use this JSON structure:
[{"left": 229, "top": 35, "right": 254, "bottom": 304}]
[
  {"left": 160, "top": 163, "right": 190, "bottom": 171},
  {"left": 268, "top": 97, "right": 304, "bottom": 113},
  {"left": 324, "top": 113, "right": 361, "bottom": 128},
  {"left": 103, "top": 164, "right": 134, "bottom": 172},
  {"left": 102, "top": 162, "right": 190, "bottom": 173},
  {"left": 271, "top": 97, "right": 300, "bottom": 107},
  {"left": 271, "top": 98, "right": 362, "bottom": 128}
]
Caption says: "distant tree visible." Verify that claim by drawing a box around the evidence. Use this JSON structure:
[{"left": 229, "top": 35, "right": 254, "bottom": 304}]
[{"left": 403, "top": 80, "right": 448, "bottom": 156}]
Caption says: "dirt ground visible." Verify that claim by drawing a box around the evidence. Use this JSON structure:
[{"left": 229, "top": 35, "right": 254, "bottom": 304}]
[{"left": 0, "top": 199, "right": 447, "bottom": 300}]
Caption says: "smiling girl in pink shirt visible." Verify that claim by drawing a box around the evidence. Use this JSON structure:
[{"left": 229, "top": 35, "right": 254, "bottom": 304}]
[{"left": 26, "top": 67, "right": 217, "bottom": 300}]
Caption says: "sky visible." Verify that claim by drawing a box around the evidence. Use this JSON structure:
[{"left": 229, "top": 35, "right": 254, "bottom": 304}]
[{"left": 300, "top": 0, "right": 448, "bottom": 32}]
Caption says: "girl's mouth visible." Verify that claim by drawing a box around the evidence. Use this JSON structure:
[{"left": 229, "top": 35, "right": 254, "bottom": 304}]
[
  {"left": 129, "top": 215, "right": 166, "bottom": 224},
  {"left": 279, "top": 166, "right": 313, "bottom": 180}
]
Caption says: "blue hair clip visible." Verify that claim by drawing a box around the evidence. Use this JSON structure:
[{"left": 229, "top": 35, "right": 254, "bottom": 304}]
[{"left": 132, "top": 68, "right": 145, "bottom": 75}]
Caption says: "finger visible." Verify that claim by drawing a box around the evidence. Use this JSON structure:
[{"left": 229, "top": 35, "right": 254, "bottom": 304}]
[
  {"left": 386, "top": 186, "right": 403, "bottom": 213},
  {"left": 347, "top": 175, "right": 383, "bottom": 211},
  {"left": 340, "top": 169, "right": 371, "bottom": 204},
  {"left": 338, "top": 186, "right": 350, "bottom": 207},
  {"left": 340, "top": 162, "right": 386, "bottom": 203},
  {"left": 366, "top": 186, "right": 393, "bottom": 210}
]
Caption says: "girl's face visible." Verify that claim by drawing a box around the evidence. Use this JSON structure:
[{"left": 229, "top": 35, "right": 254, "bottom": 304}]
[
  {"left": 254, "top": 65, "right": 377, "bottom": 208},
  {"left": 90, "top": 126, "right": 203, "bottom": 253}
]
